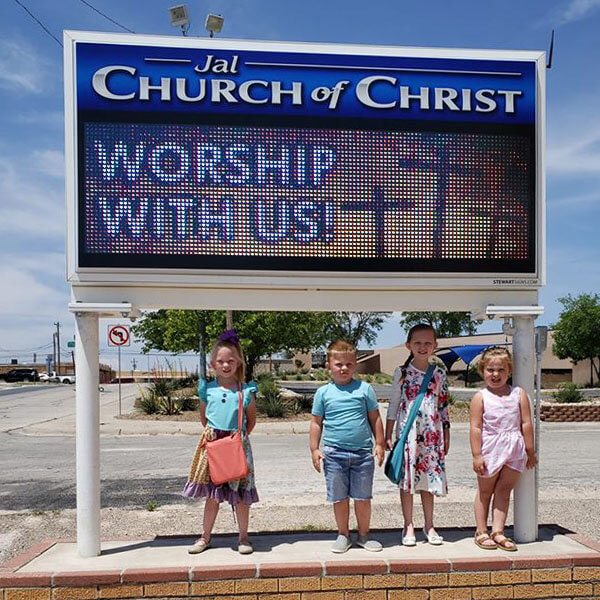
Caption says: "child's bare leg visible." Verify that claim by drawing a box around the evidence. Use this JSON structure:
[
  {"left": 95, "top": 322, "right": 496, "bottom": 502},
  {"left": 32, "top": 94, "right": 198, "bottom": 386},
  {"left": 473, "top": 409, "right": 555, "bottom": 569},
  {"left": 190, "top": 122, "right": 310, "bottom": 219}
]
[
  {"left": 234, "top": 503, "right": 251, "bottom": 543},
  {"left": 333, "top": 499, "right": 350, "bottom": 537},
  {"left": 475, "top": 473, "right": 499, "bottom": 547},
  {"left": 354, "top": 499, "right": 371, "bottom": 537},
  {"left": 400, "top": 490, "right": 414, "bottom": 537},
  {"left": 491, "top": 466, "right": 520, "bottom": 545},
  {"left": 420, "top": 491, "right": 438, "bottom": 536},
  {"left": 202, "top": 498, "right": 220, "bottom": 541}
]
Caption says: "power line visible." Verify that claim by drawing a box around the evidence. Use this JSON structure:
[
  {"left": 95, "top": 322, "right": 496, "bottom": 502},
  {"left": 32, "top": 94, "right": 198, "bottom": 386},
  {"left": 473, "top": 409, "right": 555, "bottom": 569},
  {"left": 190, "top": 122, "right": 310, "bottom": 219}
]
[
  {"left": 77, "top": 0, "right": 135, "bottom": 33},
  {"left": 12, "top": 0, "right": 63, "bottom": 48}
]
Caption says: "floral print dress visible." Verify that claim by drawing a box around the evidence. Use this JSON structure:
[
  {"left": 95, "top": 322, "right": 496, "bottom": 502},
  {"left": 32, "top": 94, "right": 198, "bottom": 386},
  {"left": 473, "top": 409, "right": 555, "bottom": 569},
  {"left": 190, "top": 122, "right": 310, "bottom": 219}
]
[{"left": 387, "top": 363, "right": 450, "bottom": 496}]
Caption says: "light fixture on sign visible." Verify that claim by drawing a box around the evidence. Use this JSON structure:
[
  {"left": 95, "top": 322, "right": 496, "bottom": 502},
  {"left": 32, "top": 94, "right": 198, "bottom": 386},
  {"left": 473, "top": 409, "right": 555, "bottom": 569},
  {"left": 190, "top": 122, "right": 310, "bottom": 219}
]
[
  {"left": 205, "top": 13, "right": 224, "bottom": 37},
  {"left": 168, "top": 4, "right": 190, "bottom": 36}
]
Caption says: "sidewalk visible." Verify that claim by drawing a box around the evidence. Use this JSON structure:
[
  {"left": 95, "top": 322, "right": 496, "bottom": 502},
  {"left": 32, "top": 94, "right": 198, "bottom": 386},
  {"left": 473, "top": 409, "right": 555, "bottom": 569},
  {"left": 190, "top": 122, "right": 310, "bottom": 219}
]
[{"left": 9, "top": 527, "right": 600, "bottom": 574}]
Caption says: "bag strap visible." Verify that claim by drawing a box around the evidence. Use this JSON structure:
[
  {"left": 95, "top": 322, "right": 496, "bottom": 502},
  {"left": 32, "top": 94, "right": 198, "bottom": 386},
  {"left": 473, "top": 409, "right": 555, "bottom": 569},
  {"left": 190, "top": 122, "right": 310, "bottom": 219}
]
[
  {"left": 236, "top": 385, "right": 244, "bottom": 433},
  {"left": 401, "top": 364, "right": 436, "bottom": 436}
]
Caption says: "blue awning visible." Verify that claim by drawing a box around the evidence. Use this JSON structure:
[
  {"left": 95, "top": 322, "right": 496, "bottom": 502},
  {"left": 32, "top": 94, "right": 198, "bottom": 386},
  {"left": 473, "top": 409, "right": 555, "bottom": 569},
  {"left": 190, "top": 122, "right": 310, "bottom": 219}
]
[{"left": 436, "top": 344, "right": 497, "bottom": 370}]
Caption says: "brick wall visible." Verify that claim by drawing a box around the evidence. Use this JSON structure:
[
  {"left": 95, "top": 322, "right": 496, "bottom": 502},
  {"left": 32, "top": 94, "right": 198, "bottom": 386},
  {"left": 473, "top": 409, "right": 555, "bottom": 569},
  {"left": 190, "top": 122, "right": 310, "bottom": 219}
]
[
  {"left": 540, "top": 404, "right": 600, "bottom": 422},
  {"left": 2, "top": 559, "right": 600, "bottom": 600}
]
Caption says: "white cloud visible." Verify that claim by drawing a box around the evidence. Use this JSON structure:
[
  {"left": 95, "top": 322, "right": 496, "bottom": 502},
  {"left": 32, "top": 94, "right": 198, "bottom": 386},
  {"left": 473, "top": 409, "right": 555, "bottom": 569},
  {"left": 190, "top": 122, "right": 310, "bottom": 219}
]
[
  {"left": 0, "top": 39, "right": 55, "bottom": 95},
  {"left": 548, "top": 190, "right": 600, "bottom": 208},
  {"left": 552, "top": 0, "right": 600, "bottom": 26},
  {"left": 32, "top": 149, "right": 65, "bottom": 178},
  {"left": 0, "top": 153, "right": 64, "bottom": 240},
  {"left": 14, "top": 110, "right": 63, "bottom": 127}
]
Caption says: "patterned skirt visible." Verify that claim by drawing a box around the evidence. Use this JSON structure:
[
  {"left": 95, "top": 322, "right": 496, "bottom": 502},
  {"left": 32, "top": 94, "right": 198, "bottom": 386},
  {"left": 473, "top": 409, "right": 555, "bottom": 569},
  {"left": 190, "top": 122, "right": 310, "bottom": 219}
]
[{"left": 182, "top": 427, "right": 259, "bottom": 505}]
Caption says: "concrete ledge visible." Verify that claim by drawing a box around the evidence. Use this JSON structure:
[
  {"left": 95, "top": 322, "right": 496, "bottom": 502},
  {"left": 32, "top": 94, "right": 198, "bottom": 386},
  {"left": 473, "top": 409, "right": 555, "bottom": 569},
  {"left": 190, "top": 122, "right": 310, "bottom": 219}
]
[{"left": 1, "top": 528, "right": 599, "bottom": 600}]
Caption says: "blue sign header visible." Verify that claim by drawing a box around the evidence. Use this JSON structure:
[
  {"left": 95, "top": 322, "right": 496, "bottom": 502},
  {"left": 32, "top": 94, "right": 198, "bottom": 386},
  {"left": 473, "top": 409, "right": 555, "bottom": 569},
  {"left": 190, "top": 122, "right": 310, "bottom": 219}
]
[{"left": 76, "top": 42, "right": 536, "bottom": 125}]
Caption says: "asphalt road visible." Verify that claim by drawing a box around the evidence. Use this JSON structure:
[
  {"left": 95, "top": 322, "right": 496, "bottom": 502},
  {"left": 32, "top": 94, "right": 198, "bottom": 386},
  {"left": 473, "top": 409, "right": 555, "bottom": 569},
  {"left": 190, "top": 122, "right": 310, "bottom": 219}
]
[
  {"left": 1, "top": 422, "right": 599, "bottom": 511},
  {"left": 0, "top": 382, "right": 139, "bottom": 433}
]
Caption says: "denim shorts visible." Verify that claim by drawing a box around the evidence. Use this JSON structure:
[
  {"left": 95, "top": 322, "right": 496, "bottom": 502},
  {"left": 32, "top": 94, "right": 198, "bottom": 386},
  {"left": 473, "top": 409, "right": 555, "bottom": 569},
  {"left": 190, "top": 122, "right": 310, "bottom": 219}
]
[{"left": 322, "top": 445, "right": 375, "bottom": 503}]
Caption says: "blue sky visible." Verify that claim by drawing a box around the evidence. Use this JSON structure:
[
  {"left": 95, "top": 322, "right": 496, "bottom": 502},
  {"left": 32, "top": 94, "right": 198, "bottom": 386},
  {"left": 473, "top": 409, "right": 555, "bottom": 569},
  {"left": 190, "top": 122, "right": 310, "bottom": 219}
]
[{"left": 0, "top": 0, "right": 599, "bottom": 370}]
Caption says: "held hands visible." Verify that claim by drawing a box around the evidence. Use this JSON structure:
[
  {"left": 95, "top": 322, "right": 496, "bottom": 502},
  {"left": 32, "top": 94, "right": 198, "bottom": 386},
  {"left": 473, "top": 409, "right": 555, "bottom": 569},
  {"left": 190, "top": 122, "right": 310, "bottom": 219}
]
[
  {"left": 526, "top": 449, "right": 538, "bottom": 469},
  {"left": 385, "top": 437, "right": 394, "bottom": 451},
  {"left": 472, "top": 454, "right": 486, "bottom": 476},
  {"left": 311, "top": 449, "right": 324, "bottom": 472},
  {"left": 374, "top": 444, "right": 385, "bottom": 467}
]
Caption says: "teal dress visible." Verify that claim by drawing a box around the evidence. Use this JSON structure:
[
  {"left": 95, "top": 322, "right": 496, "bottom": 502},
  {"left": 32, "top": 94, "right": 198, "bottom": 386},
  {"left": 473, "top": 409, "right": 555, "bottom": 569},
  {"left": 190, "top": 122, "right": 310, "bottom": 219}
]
[{"left": 182, "top": 380, "right": 259, "bottom": 505}]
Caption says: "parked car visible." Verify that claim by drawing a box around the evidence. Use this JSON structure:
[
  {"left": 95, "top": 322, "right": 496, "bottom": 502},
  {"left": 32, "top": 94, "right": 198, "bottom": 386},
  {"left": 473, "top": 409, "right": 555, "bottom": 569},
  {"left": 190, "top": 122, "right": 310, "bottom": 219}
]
[
  {"left": 0, "top": 368, "right": 39, "bottom": 382},
  {"left": 39, "top": 371, "right": 76, "bottom": 384}
]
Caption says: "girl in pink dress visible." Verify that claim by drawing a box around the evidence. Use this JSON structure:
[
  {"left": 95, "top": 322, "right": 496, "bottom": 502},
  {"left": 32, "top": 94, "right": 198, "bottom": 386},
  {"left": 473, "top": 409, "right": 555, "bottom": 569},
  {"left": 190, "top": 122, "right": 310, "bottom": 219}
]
[{"left": 470, "top": 347, "right": 537, "bottom": 551}]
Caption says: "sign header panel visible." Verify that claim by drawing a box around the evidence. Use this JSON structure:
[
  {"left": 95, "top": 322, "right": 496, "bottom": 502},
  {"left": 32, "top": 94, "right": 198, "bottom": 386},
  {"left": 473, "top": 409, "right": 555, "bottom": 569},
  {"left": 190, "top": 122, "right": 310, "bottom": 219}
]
[{"left": 66, "top": 32, "right": 544, "bottom": 289}]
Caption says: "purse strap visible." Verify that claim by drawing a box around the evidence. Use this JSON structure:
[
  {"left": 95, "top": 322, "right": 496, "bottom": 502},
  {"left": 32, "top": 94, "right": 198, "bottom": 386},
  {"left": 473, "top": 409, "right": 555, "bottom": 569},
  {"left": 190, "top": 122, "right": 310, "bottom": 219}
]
[
  {"left": 402, "top": 364, "right": 436, "bottom": 435},
  {"left": 236, "top": 385, "right": 244, "bottom": 433}
]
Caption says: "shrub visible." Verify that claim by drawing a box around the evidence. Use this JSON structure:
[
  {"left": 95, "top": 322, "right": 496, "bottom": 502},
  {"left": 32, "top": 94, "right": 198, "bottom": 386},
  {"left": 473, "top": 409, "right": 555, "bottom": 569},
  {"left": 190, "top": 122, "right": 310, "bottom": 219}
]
[
  {"left": 292, "top": 394, "right": 313, "bottom": 415},
  {"left": 553, "top": 382, "right": 585, "bottom": 404},
  {"left": 257, "top": 377, "right": 286, "bottom": 417},
  {"left": 137, "top": 391, "right": 160, "bottom": 414},
  {"left": 176, "top": 392, "right": 199, "bottom": 411}
]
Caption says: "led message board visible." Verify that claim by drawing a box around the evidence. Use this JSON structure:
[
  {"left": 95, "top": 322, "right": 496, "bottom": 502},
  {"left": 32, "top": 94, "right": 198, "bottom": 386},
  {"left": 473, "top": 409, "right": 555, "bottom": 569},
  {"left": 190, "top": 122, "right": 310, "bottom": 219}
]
[{"left": 66, "top": 32, "right": 545, "bottom": 289}]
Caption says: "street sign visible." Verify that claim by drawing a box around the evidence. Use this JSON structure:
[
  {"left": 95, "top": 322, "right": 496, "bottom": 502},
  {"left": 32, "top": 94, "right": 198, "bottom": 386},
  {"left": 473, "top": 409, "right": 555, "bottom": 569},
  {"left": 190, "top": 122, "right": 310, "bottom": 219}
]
[
  {"left": 67, "top": 341, "right": 76, "bottom": 348},
  {"left": 107, "top": 324, "right": 131, "bottom": 347}
]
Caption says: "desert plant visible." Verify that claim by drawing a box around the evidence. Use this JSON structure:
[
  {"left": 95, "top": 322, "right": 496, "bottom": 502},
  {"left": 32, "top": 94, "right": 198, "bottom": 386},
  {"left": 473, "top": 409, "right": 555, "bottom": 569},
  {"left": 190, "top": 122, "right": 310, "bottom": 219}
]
[
  {"left": 292, "top": 394, "right": 313, "bottom": 415},
  {"left": 145, "top": 499, "right": 159, "bottom": 511},
  {"left": 257, "top": 377, "right": 286, "bottom": 417},
  {"left": 137, "top": 392, "right": 160, "bottom": 415},
  {"left": 553, "top": 382, "right": 585, "bottom": 404}
]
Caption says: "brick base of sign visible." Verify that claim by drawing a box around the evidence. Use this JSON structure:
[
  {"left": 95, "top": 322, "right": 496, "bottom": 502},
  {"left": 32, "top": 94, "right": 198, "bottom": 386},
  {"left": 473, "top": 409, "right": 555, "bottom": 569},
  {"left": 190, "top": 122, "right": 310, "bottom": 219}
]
[
  {"left": 540, "top": 404, "right": 600, "bottom": 422},
  {"left": 2, "top": 535, "right": 600, "bottom": 600}
]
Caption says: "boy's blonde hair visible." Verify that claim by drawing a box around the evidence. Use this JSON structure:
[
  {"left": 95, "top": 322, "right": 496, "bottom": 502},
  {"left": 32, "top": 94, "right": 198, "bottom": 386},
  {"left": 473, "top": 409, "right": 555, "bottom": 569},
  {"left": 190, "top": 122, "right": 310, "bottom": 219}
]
[
  {"left": 478, "top": 346, "right": 513, "bottom": 375},
  {"left": 326, "top": 340, "right": 357, "bottom": 361},
  {"left": 210, "top": 339, "right": 246, "bottom": 383}
]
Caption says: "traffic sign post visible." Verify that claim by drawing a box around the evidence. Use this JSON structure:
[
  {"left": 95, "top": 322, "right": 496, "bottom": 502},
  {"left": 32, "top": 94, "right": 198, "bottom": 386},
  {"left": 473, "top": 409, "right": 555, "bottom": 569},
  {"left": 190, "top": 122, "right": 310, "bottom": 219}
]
[{"left": 107, "top": 325, "right": 130, "bottom": 417}]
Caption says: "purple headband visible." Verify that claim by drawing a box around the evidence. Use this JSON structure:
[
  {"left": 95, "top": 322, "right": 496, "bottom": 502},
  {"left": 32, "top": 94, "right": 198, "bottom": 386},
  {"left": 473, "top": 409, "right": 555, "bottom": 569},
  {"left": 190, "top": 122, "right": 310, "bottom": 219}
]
[{"left": 219, "top": 329, "right": 240, "bottom": 347}]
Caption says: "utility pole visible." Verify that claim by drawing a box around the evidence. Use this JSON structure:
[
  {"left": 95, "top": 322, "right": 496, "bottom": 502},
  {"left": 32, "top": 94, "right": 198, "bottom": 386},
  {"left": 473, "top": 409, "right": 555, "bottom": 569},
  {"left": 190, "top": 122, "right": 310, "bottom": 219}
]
[
  {"left": 55, "top": 322, "right": 61, "bottom": 376},
  {"left": 226, "top": 310, "right": 234, "bottom": 330},
  {"left": 52, "top": 332, "right": 57, "bottom": 372}
]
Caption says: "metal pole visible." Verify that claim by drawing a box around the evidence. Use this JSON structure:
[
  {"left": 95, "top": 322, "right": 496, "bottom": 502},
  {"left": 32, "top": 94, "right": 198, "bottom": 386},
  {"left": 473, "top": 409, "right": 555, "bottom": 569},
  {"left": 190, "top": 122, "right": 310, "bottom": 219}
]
[
  {"left": 512, "top": 315, "right": 537, "bottom": 542},
  {"left": 56, "top": 322, "right": 61, "bottom": 376},
  {"left": 118, "top": 345, "right": 122, "bottom": 418},
  {"left": 74, "top": 313, "right": 100, "bottom": 557}
]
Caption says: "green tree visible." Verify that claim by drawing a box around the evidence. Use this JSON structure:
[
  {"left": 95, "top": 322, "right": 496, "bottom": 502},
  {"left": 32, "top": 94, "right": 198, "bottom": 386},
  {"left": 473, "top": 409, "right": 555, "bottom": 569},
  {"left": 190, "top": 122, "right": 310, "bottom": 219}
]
[
  {"left": 552, "top": 293, "right": 600, "bottom": 386},
  {"left": 325, "top": 312, "right": 391, "bottom": 347},
  {"left": 399, "top": 311, "right": 478, "bottom": 338},
  {"left": 132, "top": 310, "right": 333, "bottom": 379}
]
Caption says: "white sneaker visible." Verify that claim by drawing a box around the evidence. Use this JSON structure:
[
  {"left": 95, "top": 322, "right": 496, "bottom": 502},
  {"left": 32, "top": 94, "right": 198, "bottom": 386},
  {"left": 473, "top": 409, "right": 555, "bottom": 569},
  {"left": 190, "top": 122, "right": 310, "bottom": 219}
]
[
  {"left": 357, "top": 535, "right": 383, "bottom": 552},
  {"left": 331, "top": 534, "right": 352, "bottom": 553}
]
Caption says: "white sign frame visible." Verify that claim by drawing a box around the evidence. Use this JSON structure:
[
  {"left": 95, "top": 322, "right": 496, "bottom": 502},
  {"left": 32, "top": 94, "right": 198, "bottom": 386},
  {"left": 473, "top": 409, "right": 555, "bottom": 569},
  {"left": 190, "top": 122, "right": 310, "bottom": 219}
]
[{"left": 64, "top": 31, "right": 545, "bottom": 312}]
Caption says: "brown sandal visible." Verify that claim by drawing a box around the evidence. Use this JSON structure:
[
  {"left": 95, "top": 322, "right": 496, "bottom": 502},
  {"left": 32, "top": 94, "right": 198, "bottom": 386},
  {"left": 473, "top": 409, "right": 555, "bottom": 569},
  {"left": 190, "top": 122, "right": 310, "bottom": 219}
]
[
  {"left": 491, "top": 531, "right": 517, "bottom": 552},
  {"left": 474, "top": 530, "right": 497, "bottom": 550}
]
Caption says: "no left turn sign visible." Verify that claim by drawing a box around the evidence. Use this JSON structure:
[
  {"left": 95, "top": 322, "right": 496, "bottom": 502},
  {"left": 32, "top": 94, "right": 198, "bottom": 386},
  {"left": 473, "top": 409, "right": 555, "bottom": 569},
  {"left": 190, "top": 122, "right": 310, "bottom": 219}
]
[{"left": 108, "top": 325, "right": 131, "bottom": 347}]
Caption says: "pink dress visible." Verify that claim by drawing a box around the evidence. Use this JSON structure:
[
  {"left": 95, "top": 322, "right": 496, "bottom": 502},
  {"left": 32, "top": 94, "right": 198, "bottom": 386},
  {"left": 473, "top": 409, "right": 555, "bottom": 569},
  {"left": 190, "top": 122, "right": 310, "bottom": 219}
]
[{"left": 480, "top": 386, "right": 527, "bottom": 477}]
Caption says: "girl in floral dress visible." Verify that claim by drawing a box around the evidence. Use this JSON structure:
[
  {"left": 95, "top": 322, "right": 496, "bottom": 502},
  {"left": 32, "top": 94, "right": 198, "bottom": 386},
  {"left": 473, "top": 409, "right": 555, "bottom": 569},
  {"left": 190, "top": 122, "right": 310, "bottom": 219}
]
[{"left": 385, "top": 324, "right": 450, "bottom": 546}]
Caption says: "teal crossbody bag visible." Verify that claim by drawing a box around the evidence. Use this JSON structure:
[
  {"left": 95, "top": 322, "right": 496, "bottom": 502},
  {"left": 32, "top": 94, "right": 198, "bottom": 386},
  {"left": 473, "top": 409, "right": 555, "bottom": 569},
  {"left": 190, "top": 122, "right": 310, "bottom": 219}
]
[{"left": 384, "top": 364, "right": 435, "bottom": 485}]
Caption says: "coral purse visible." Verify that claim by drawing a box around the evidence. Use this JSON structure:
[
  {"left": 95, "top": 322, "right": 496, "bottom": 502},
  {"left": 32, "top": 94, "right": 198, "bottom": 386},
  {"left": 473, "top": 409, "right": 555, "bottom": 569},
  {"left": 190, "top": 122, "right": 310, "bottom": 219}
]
[{"left": 205, "top": 388, "right": 249, "bottom": 485}]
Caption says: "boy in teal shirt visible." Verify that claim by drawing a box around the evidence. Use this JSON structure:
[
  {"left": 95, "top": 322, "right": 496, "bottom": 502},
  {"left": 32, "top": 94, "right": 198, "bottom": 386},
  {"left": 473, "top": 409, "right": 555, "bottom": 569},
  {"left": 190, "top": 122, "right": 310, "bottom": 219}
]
[{"left": 310, "top": 340, "right": 385, "bottom": 553}]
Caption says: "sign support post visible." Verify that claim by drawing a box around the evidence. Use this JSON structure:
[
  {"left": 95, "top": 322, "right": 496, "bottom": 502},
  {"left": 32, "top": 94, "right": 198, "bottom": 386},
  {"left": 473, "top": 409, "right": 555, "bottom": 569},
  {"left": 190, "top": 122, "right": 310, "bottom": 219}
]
[
  {"left": 512, "top": 314, "right": 537, "bottom": 543},
  {"left": 73, "top": 312, "right": 101, "bottom": 558}
]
